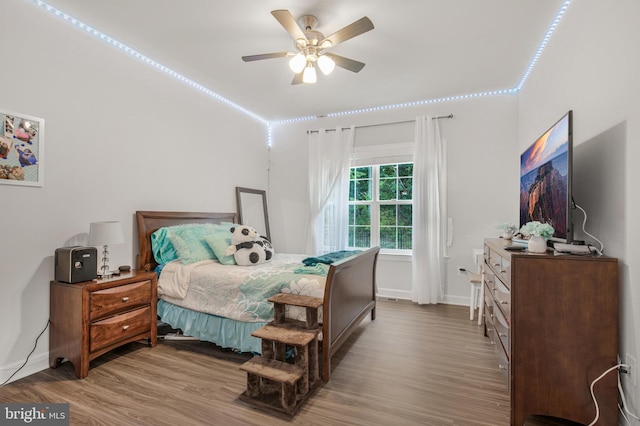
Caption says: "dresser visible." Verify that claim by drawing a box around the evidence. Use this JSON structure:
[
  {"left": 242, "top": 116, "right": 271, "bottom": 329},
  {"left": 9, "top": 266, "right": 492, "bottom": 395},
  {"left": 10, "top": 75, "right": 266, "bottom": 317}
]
[
  {"left": 482, "top": 238, "right": 618, "bottom": 426},
  {"left": 50, "top": 270, "right": 158, "bottom": 379}
]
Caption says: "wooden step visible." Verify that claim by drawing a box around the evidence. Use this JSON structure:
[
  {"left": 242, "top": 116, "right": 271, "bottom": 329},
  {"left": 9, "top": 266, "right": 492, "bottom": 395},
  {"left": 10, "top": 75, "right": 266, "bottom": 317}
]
[
  {"left": 240, "top": 357, "right": 303, "bottom": 385},
  {"left": 252, "top": 325, "right": 316, "bottom": 346},
  {"left": 268, "top": 293, "right": 323, "bottom": 329},
  {"left": 268, "top": 293, "right": 323, "bottom": 309}
]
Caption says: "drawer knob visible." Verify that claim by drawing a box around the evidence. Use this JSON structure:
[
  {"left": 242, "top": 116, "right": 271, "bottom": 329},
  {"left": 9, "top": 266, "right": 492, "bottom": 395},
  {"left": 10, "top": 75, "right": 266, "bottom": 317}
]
[
  {"left": 499, "top": 333, "right": 507, "bottom": 338},
  {"left": 122, "top": 325, "right": 130, "bottom": 331},
  {"left": 121, "top": 297, "right": 130, "bottom": 303},
  {"left": 493, "top": 262, "right": 500, "bottom": 266},
  {"left": 498, "top": 364, "right": 508, "bottom": 370},
  {"left": 500, "top": 269, "right": 507, "bottom": 273},
  {"left": 500, "top": 300, "right": 508, "bottom": 305}
]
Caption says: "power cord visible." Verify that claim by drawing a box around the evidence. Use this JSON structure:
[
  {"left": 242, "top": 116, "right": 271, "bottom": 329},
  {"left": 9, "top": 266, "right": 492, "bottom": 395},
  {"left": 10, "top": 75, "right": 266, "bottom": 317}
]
[
  {"left": 587, "top": 363, "right": 640, "bottom": 426},
  {"left": 573, "top": 203, "right": 605, "bottom": 255},
  {"left": 618, "top": 364, "right": 640, "bottom": 424},
  {"left": 0, "top": 319, "right": 50, "bottom": 387}
]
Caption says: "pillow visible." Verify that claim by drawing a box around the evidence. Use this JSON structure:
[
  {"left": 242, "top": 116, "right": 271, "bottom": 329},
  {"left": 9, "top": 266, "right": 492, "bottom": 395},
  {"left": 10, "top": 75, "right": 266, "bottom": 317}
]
[
  {"left": 167, "top": 223, "right": 218, "bottom": 264},
  {"left": 204, "top": 223, "right": 238, "bottom": 265},
  {"left": 151, "top": 227, "right": 179, "bottom": 265}
]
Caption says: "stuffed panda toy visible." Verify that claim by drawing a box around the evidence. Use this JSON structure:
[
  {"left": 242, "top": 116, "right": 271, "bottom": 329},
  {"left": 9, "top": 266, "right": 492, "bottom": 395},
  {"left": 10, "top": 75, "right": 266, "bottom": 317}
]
[{"left": 225, "top": 225, "right": 273, "bottom": 266}]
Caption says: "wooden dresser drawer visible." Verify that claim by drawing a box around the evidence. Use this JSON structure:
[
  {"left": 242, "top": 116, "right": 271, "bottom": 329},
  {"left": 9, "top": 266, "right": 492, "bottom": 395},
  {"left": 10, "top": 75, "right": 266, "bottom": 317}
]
[
  {"left": 492, "top": 279, "right": 511, "bottom": 322},
  {"left": 90, "top": 280, "right": 152, "bottom": 320},
  {"left": 90, "top": 306, "right": 152, "bottom": 352},
  {"left": 487, "top": 249, "right": 511, "bottom": 287},
  {"left": 494, "top": 336, "right": 510, "bottom": 391},
  {"left": 494, "top": 306, "right": 509, "bottom": 355}
]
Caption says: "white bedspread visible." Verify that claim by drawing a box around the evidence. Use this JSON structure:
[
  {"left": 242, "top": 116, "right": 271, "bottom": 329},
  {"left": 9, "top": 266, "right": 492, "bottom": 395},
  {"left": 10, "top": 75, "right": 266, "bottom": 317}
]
[{"left": 158, "top": 254, "right": 327, "bottom": 323}]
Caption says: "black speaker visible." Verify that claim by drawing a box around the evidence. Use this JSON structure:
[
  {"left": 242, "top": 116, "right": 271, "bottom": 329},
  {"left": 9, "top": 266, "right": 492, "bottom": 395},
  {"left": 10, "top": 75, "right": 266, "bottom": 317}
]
[{"left": 55, "top": 246, "right": 98, "bottom": 283}]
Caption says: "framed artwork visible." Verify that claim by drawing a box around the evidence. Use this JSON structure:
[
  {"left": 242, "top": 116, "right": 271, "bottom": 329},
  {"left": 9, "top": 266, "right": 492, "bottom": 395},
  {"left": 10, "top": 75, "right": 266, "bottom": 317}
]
[{"left": 0, "top": 110, "right": 44, "bottom": 187}]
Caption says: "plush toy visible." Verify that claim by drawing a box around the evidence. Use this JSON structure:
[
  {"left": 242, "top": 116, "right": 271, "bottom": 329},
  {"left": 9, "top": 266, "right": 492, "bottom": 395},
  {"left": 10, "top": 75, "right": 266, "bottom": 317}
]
[{"left": 225, "top": 225, "right": 273, "bottom": 266}]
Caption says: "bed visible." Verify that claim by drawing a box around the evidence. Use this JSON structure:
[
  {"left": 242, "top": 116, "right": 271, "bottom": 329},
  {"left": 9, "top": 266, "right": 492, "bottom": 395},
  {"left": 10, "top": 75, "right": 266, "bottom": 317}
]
[{"left": 135, "top": 210, "right": 380, "bottom": 382}]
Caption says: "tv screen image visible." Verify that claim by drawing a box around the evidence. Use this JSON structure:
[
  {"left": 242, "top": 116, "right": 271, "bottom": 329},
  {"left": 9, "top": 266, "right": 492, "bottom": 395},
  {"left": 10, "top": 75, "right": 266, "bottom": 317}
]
[{"left": 519, "top": 111, "right": 573, "bottom": 243}]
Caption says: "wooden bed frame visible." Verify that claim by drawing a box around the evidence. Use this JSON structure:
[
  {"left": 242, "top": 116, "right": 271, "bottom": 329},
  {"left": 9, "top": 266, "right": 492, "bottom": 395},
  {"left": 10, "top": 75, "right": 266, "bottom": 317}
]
[{"left": 135, "top": 210, "right": 380, "bottom": 382}]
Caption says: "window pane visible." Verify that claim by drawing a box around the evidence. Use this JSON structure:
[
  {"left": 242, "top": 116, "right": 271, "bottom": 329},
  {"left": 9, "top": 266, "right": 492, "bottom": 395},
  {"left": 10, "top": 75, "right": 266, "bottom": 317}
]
[
  {"left": 352, "top": 226, "right": 370, "bottom": 248},
  {"left": 380, "top": 226, "right": 397, "bottom": 249},
  {"left": 380, "top": 164, "right": 397, "bottom": 178},
  {"left": 398, "top": 163, "right": 413, "bottom": 177},
  {"left": 398, "top": 205, "right": 412, "bottom": 226},
  {"left": 380, "top": 205, "right": 396, "bottom": 226},
  {"left": 399, "top": 177, "right": 412, "bottom": 200},
  {"left": 399, "top": 227, "right": 412, "bottom": 250},
  {"left": 354, "top": 167, "right": 371, "bottom": 179},
  {"left": 355, "top": 179, "right": 371, "bottom": 201},
  {"left": 355, "top": 205, "right": 370, "bottom": 225},
  {"left": 379, "top": 178, "right": 396, "bottom": 200},
  {"left": 349, "top": 180, "right": 355, "bottom": 201}
]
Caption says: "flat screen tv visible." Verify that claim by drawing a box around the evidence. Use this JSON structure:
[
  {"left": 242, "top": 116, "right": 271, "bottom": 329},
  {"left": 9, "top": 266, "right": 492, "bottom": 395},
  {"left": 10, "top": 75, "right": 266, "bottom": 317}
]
[{"left": 519, "top": 110, "right": 573, "bottom": 244}]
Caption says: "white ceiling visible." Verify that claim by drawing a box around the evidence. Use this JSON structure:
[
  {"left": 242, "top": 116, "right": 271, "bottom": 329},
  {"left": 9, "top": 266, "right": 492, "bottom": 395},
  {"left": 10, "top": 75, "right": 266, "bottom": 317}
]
[{"left": 41, "top": 0, "right": 564, "bottom": 122}]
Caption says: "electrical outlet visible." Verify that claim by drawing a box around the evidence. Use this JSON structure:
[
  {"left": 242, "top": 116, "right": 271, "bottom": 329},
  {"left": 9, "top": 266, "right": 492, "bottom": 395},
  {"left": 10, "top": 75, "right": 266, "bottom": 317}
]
[{"left": 627, "top": 353, "right": 637, "bottom": 386}]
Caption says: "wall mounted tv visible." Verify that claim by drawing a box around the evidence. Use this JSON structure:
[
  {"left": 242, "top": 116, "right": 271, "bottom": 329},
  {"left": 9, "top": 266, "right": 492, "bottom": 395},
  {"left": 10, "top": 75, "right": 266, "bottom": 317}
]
[{"left": 519, "top": 110, "right": 573, "bottom": 243}]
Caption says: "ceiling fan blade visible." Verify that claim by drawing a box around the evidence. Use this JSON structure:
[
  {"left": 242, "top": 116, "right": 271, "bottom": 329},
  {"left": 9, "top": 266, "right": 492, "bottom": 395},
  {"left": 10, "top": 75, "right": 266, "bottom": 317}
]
[
  {"left": 291, "top": 72, "right": 304, "bottom": 85},
  {"left": 323, "top": 53, "right": 366, "bottom": 73},
  {"left": 242, "top": 52, "right": 290, "bottom": 62},
  {"left": 320, "top": 16, "right": 374, "bottom": 47},
  {"left": 271, "top": 10, "right": 307, "bottom": 43}
]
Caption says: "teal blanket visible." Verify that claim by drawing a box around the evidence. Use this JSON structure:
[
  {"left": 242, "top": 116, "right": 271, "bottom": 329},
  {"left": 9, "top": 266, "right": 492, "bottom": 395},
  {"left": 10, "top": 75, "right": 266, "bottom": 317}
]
[{"left": 302, "top": 250, "right": 361, "bottom": 266}]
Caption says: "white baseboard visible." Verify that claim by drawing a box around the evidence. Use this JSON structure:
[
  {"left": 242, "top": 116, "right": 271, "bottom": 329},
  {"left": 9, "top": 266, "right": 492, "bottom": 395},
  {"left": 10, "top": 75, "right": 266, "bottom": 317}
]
[
  {"left": 0, "top": 352, "right": 50, "bottom": 385},
  {"left": 377, "top": 288, "right": 472, "bottom": 307},
  {"left": 376, "top": 288, "right": 412, "bottom": 300}
]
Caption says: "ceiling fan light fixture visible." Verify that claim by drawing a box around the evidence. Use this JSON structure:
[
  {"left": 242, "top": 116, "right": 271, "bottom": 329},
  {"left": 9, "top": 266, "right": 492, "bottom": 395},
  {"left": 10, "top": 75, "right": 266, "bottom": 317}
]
[
  {"left": 317, "top": 55, "right": 336, "bottom": 75},
  {"left": 289, "top": 53, "right": 306, "bottom": 73},
  {"left": 303, "top": 63, "right": 317, "bottom": 83}
]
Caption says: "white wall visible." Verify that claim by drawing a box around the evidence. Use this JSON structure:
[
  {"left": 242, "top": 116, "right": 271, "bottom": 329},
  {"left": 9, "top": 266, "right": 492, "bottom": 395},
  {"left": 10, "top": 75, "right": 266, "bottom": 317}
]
[
  {"left": 0, "top": 0, "right": 268, "bottom": 383},
  {"left": 269, "top": 96, "right": 519, "bottom": 302},
  {"left": 518, "top": 0, "right": 640, "bottom": 417}
]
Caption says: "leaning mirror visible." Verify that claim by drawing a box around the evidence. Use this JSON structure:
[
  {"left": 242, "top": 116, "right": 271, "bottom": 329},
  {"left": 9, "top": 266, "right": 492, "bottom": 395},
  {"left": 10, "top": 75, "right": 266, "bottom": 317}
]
[{"left": 236, "top": 187, "right": 271, "bottom": 241}]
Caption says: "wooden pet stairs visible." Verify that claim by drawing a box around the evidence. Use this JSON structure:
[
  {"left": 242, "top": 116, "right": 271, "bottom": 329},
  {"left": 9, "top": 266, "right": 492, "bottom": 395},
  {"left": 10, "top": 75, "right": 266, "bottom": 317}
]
[{"left": 239, "top": 293, "right": 323, "bottom": 416}]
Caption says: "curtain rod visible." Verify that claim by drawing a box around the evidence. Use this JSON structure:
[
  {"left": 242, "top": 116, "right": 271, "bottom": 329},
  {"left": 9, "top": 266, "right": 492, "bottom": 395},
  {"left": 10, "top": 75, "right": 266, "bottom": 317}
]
[{"left": 306, "top": 114, "right": 453, "bottom": 134}]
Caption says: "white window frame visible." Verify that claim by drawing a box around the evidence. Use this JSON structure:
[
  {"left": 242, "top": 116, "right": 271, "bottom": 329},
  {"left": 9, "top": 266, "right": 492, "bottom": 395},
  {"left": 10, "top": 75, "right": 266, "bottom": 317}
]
[{"left": 348, "top": 142, "right": 414, "bottom": 255}]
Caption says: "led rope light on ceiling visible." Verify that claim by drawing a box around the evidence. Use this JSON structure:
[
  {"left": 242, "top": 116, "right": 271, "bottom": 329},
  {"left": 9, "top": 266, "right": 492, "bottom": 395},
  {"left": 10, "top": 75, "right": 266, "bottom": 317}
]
[
  {"left": 28, "top": 0, "right": 571, "bottom": 144},
  {"left": 28, "top": 0, "right": 268, "bottom": 126}
]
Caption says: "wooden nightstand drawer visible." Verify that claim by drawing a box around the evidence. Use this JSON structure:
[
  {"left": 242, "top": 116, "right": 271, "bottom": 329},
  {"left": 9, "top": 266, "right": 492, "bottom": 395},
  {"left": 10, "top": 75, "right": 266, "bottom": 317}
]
[
  {"left": 90, "top": 280, "right": 152, "bottom": 320},
  {"left": 90, "top": 306, "right": 152, "bottom": 352}
]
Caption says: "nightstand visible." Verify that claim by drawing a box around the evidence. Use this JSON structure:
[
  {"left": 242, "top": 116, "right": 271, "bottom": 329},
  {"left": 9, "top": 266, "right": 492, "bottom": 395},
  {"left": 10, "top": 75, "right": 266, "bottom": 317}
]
[{"left": 49, "top": 270, "right": 157, "bottom": 379}]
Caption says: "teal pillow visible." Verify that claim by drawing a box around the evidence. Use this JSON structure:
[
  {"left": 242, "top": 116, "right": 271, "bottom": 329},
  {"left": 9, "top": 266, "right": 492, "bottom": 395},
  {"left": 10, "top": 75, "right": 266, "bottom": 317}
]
[
  {"left": 203, "top": 223, "right": 240, "bottom": 265},
  {"left": 151, "top": 227, "right": 178, "bottom": 264},
  {"left": 167, "top": 223, "right": 218, "bottom": 264}
]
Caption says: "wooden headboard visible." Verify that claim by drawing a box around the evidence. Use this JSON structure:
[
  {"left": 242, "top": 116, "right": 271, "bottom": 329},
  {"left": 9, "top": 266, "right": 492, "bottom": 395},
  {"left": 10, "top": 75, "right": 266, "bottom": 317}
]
[{"left": 135, "top": 210, "right": 236, "bottom": 271}]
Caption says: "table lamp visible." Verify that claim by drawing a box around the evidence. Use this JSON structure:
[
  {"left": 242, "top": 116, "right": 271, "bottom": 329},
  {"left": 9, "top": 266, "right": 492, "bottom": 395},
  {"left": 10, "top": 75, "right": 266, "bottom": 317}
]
[{"left": 88, "top": 221, "right": 124, "bottom": 278}]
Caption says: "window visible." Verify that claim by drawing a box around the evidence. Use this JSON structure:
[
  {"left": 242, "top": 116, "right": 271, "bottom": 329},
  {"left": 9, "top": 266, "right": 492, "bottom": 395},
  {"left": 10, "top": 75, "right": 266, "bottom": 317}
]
[{"left": 348, "top": 163, "right": 413, "bottom": 252}]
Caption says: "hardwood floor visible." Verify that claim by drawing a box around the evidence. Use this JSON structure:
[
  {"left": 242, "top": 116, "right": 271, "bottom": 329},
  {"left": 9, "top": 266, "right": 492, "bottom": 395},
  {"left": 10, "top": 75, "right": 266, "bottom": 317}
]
[{"left": 0, "top": 300, "right": 510, "bottom": 425}]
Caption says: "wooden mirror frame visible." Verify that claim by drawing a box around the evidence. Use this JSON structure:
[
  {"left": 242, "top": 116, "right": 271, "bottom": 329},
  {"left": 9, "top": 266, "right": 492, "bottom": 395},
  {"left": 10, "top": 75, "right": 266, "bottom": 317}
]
[{"left": 235, "top": 187, "right": 271, "bottom": 241}]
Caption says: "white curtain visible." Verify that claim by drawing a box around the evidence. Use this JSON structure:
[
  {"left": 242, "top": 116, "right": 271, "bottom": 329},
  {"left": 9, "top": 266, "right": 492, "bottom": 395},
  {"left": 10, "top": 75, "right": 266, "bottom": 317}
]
[
  {"left": 412, "top": 116, "right": 446, "bottom": 304},
  {"left": 305, "top": 126, "right": 354, "bottom": 255}
]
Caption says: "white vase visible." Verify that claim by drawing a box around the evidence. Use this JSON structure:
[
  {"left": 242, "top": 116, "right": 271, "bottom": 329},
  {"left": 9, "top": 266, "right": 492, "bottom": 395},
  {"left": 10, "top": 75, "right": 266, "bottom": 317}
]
[
  {"left": 503, "top": 232, "right": 514, "bottom": 240},
  {"left": 528, "top": 235, "right": 547, "bottom": 253}
]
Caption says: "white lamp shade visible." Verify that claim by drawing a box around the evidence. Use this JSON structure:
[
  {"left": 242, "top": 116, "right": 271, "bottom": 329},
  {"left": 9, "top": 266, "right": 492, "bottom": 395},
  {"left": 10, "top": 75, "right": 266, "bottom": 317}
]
[
  {"left": 302, "top": 64, "right": 317, "bottom": 84},
  {"left": 317, "top": 55, "right": 336, "bottom": 75},
  {"left": 88, "top": 221, "right": 125, "bottom": 246},
  {"left": 288, "top": 53, "right": 306, "bottom": 73}
]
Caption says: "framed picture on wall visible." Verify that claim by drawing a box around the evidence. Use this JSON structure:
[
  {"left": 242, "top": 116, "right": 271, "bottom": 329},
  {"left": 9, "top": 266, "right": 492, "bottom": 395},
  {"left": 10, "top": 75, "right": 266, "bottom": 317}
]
[{"left": 0, "top": 109, "right": 44, "bottom": 187}]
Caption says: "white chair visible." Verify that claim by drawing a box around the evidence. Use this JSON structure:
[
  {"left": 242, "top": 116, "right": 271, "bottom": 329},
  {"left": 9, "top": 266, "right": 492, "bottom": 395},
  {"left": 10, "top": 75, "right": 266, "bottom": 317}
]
[{"left": 469, "top": 249, "right": 485, "bottom": 324}]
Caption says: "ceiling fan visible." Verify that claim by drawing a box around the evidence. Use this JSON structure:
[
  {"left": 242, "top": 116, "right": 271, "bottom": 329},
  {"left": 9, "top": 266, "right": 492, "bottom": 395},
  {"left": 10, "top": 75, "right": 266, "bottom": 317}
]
[{"left": 242, "top": 10, "right": 374, "bottom": 84}]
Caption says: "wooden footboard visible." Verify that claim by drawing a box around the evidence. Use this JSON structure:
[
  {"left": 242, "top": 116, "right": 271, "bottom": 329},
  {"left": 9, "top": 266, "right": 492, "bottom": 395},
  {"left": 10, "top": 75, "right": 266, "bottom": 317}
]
[{"left": 321, "top": 246, "right": 380, "bottom": 382}]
